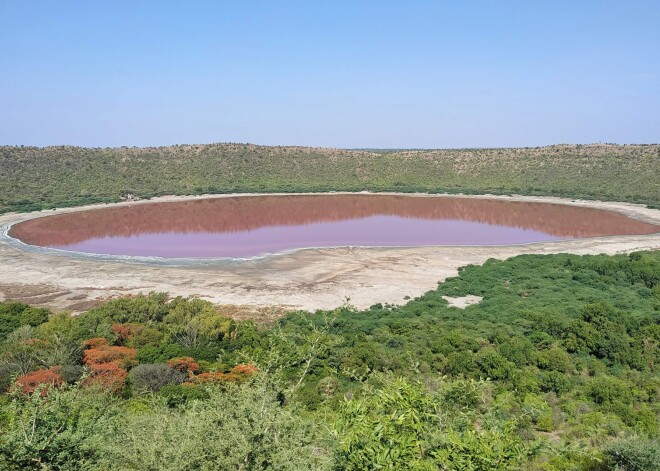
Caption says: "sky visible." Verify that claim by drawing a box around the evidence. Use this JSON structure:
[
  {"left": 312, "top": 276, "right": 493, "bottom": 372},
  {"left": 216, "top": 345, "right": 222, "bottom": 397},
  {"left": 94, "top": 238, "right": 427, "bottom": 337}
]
[{"left": 1, "top": 1, "right": 659, "bottom": 148}]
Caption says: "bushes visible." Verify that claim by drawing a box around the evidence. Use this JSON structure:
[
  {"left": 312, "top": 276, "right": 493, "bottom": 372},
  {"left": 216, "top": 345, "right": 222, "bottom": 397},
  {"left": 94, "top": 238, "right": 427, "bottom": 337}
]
[
  {"left": 167, "top": 356, "right": 201, "bottom": 375},
  {"left": 82, "top": 338, "right": 137, "bottom": 392},
  {"left": 160, "top": 383, "right": 209, "bottom": 407},
  {"left": 589, "top": 376, "right": 634, "bottom": 406},
  {"left": 0, "top": 362, "right": 19, "bottom": 392},
  {"left": 603, "top": 437, "right": 660, "bottom": 470},
  {"left": 476, "top": 347, "right": 514, "bottom": 380},
  {"left": 95, "top": 379, "right": 332, "bottom": 470},
  {"left": 58, "top": 364, "right": 84, "bottom": 384},
  {"left": 193, "top": 364, "right": 257, "bottom": 385},
  {"left": 535, "top": 347, "right": 573, "bottom": 373},
  {"left": 86, "top": 361, "right": 128, "bottom": 392},
  {"left": 0, "top": 302, "right": 49, "bottom": 342},
  {"left": 333, "top": 375, "right": 441, "bottom": 469},
  {"left": 128, "top": 364, "right": 185, "bottom": 393},
  {"left": 85, "top": 292, "right": 169, "bottom": 324},
  {"left": 0, "top": 385, "right": 118, "bottom": 470},
  {"left": 540, "top": 370, "right": 571, "bottom": 395},
  {"left": 333, "top": 375, "right": 529, "bottom": 470},
  {"left": 15, "top": 367, "right": 63, "bottom": 395},
  {"left": 82, "top": 341, "right": 137, "bottom": 368},
  {"left": 163, "top": 297, "right": 235, "bottom": 348}
]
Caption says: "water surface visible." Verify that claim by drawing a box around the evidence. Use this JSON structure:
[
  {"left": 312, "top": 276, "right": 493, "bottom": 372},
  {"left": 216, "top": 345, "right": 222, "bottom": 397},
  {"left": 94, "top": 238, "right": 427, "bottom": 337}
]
[{"left": 9, "top": 195, "right": 659, "bottom": 258}]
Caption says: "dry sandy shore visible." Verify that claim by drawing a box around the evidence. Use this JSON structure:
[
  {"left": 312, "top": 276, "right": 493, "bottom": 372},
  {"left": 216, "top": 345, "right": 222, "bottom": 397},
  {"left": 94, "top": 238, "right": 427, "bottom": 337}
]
[{"left": 1, "top": 192, "right": 659, "bottom": 316}]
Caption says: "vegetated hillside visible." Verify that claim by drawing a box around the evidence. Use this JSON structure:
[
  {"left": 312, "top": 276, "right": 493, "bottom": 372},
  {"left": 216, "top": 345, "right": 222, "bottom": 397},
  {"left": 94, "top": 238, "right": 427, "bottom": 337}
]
[
  {"left": 1, "top": 143, "right": 658, "bottom": 213},
  {"left": 0, "top": 251, "right": 659, "bottom": 469}
]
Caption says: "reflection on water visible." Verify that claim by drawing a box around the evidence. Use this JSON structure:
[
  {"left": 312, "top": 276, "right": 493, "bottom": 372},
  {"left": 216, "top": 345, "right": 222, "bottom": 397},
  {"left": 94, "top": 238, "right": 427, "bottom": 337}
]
[{"left": 10, "top": 195, "right": 659, "bottom": 258}]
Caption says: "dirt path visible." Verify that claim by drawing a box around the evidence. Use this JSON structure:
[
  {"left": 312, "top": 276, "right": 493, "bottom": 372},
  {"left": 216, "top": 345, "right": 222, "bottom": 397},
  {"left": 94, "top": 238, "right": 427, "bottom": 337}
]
[{"left": 0, "top": 192, "right": 658, "bottom": 314}]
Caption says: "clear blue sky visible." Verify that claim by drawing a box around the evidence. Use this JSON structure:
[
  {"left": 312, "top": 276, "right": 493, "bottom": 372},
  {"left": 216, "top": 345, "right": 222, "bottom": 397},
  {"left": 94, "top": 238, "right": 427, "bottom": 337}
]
[{"left": 1, "top": 1, "right": 658, "bottom": 148}]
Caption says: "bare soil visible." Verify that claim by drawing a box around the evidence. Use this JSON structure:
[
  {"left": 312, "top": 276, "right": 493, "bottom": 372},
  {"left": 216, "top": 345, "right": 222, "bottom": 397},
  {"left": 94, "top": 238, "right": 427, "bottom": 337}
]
[{"left": 442, "top": 295, "right": 484, "bottom": 309}]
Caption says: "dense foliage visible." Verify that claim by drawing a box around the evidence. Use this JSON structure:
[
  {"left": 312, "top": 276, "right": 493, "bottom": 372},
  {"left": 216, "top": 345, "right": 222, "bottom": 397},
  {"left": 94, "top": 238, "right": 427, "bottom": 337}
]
[
  {"left": 1, "top": 143, "right": 659, "bottom": 213},
  {"left": 0, "top": 251, "right": 658, "bottom": 469}
]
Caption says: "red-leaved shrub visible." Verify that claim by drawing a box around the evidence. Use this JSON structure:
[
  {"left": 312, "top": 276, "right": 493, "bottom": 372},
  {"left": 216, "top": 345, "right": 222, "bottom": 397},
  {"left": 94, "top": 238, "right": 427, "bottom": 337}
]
[
  {"left": 231, "top": 363, "right": 258, "bottom": 376},
  {"left": 111, "top": 324, "right": 131, "bottom": 344},
  {"left": 81, "top": 337, "right": 137, "bottom": 392},
  {"left": 85, "top": 361, "right": 128, "bottom": 392},
  {"left": 16, "top": 367, "right": 63, "bottom": 396},
  {"left": 167, "top": 357, "right": 201, "bottom": 376},
  {"left": 191, "top": 363, "right": 257, "bottom": 385},
  {"left": 83, "top": 345, "right": 137, "bottom": 368}
]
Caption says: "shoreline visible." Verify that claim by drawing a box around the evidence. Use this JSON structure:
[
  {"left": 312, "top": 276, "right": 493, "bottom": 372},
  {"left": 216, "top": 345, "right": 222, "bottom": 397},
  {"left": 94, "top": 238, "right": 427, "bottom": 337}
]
[{"left": 0, "top": 192, "right": 659, "bottom": 315}]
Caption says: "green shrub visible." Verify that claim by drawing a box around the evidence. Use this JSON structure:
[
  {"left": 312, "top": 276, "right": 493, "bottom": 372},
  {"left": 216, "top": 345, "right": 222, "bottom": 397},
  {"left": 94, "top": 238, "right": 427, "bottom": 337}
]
[
  {"left": 0, "top": 386, "right": 118, "bottom": 470},
  {"left": 128, "top": 364, "right": 185, "bottom": 393},
  {"left": 536, "top": 411, "right": 555, "bottom": 432},
  {"left": 58, "top": 365, "right": 84, "bottom": 384},
  {"left": 589, "top": 376, "right": 633, "bottom": 405},
  {"left": 603, "top": 437, "right": 660, "bottom": 470},
  {"left": 540, "top": 371, "right": 571, "bottom": 395},
  {"left": 0, "top": 302, "right": 50, "bottom": 342},
  {"left": 159, "top": 383, "right": 209, "bottom": 407},
  {"left": 97, "top": 379, "right": 332, "bottom": 470}
]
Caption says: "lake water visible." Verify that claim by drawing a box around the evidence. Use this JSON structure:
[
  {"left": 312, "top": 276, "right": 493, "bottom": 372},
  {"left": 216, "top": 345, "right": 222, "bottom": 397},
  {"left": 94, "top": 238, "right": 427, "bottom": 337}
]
[{"left": 9, "top": 195, "right": 659, "bottom": 258}]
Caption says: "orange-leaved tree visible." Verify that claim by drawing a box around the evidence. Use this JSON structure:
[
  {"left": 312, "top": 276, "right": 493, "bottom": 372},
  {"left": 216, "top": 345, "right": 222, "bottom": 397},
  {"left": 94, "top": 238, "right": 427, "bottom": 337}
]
[
  {"left": 167, "top": 357, "right": 202, "bottom": 376},
  {"left": 15, "top": 367, "right": 63, "bottom": 396},
  {"left": 82, "top": 337, "right": 137, "bottom": 392}
]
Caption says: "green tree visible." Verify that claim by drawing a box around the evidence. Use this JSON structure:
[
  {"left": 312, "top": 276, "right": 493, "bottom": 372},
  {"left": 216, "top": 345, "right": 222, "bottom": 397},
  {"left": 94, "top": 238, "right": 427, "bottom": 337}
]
[{"left": 0, "top": 385, "right": 118, "bottom": 470}]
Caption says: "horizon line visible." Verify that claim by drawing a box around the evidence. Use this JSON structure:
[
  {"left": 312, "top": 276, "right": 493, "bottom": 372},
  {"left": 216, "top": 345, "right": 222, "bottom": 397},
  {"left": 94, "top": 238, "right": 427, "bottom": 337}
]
[{"left": 2, "top": 141, "right": 659, "bottom": 151}]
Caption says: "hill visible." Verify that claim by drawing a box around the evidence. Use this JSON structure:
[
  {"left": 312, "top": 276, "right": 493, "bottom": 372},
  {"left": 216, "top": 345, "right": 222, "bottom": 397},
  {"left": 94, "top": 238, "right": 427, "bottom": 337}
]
[{"left": 1, "top": 143, "right": 658, "bottom": 213}]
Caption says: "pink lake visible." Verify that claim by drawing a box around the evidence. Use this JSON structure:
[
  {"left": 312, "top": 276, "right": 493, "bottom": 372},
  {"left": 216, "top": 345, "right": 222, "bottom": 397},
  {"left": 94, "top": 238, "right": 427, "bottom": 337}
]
[{"left": 9, "top": 195, "right": 659, "bottom": 258}]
